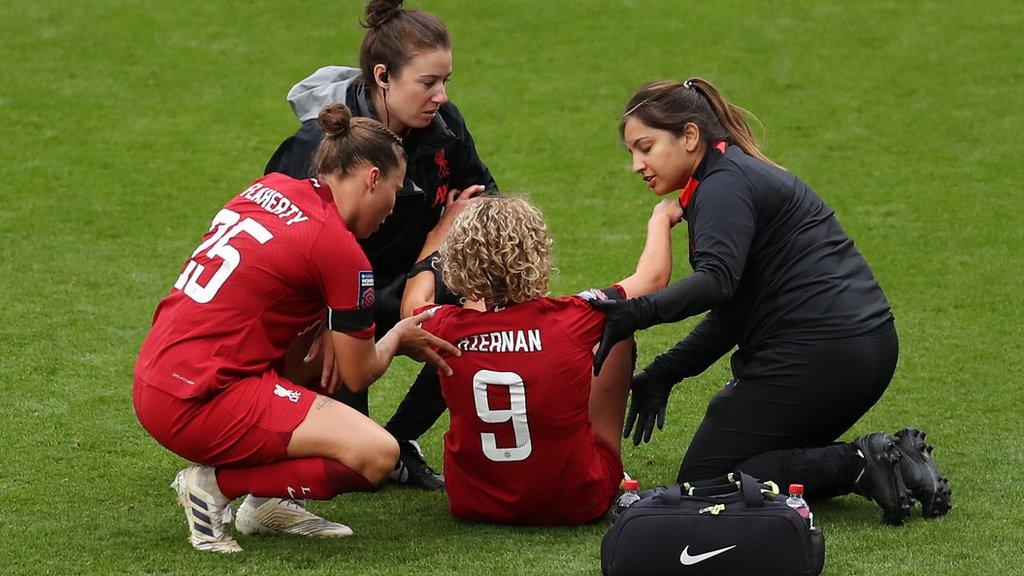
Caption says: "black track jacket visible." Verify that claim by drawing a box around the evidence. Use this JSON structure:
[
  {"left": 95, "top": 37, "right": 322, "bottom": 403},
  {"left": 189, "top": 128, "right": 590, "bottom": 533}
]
[
  {"left": 642, "top": 144, "right": 893, "bottom": 384},
  {"left": 265, "top": 66, "right": 497, "bottom": 327}
]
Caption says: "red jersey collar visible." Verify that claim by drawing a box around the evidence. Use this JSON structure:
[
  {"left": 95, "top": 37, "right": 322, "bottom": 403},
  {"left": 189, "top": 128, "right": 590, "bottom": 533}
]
[
  {"left": 310, "top": 177, "right": 336, "bottom": 205},
  {"left": 678, "top": 140, "right": 728, "bottom": 212}
]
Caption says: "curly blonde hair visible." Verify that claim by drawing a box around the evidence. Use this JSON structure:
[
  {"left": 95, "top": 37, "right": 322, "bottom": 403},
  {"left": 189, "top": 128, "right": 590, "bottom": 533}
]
[{"left": 440, "top": 197, "right": 554, "bottom": 306}]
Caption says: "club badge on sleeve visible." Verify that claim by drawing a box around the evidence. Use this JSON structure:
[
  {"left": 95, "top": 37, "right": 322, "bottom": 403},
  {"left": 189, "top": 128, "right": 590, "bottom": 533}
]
[{"left": 358, "top": 270, "right": 375, "bottom": 309}]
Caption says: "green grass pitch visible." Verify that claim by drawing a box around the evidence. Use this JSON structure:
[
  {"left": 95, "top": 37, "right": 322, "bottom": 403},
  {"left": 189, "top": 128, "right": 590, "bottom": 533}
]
[{"left": 1, "top": 1, "right": 1022, "bottom": 574}]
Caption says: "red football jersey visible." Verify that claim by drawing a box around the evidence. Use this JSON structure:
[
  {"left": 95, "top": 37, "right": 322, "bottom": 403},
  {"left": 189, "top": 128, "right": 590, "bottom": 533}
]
[
  {"left": 422, "top": 295, "right": 623, "bottom": 525},
  {"left": 135, "top": 173, "right": 375, "bottom": 399}
]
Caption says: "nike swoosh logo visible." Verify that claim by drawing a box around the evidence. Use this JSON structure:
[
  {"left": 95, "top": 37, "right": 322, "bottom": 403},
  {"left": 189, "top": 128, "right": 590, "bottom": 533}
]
[{"left": 679, "top": 544, "right": 737, "bottom": 565}]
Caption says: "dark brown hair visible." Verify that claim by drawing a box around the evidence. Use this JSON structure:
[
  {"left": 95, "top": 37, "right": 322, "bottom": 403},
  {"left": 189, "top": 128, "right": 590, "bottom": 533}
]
[
  {"left": 313, "top": 103, "right": 405, "bottom": 177},
  {"left": 359, "top": 0, "right": 451, "bottom": 89},
  {"left": 621, "top": 77, "right": 782, "bottom": 169}
]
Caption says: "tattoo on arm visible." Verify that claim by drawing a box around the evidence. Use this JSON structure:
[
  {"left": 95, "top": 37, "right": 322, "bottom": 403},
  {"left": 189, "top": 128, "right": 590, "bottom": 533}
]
[{"left": 314, "top": 396, "right": 333, "bottom": 410}]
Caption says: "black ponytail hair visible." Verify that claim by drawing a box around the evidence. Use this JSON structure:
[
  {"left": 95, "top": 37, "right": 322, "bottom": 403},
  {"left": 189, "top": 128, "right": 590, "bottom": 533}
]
[{"left": 621, "top": 77, "right": 782, "bottom": 170}]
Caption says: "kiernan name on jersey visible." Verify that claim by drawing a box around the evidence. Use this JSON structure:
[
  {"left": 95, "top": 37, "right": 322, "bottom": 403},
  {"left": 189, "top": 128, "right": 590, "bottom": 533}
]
[{"left": 457, "top": 329, "right": 542, "bottom": 353}]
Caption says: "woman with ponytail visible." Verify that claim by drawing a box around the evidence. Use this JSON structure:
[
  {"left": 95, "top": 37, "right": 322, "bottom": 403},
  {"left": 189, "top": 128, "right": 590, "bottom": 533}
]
[
  {"left": 266, "top": 0, "right": 497, "bottom": 491},
  {"left": 591, "top": 78, "right": 951, "bottom": 526},
  {"left": 134, "top": 104, "right": 460, "bottom": 553}
]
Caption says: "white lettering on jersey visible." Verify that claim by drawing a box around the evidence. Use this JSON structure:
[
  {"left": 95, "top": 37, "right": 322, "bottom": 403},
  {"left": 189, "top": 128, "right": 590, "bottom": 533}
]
[
  {"left": 240, "top": 183, "right": 309, "bottom": 225},
  {"left": 457, "top": 329, "right": 542, "bottom": 353}
]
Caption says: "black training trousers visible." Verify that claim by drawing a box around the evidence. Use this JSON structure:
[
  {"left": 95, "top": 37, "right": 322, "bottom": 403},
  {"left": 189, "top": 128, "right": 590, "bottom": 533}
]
[
  {"left": 677, "top": 321, "right": 898, "bottom": 499},
  {"left": 331, "top": 363, "right": 446, "bottom": 442},
  {"left": 332, "top": 284, "right": 449, "bottom": 442},
  {"left": 380, "top": 265, "right": 461, "bottom": 440},
  {"left": 384, "top": 364, "right": 448, "bottom": 441}
]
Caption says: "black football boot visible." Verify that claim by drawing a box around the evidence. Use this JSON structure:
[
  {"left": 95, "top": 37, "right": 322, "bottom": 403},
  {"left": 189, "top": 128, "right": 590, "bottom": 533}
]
[
  {"left": 390, "top": 440, "right": 445, "bottom": 492},
  {"left": 894, "top": 428, "right": 952, "bottom": 518},
  {"left": 854, "top": 432, "right": 914, "bottom": 526}
]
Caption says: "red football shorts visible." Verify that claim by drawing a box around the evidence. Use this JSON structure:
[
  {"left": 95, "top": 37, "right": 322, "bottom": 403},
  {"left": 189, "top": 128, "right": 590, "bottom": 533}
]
[
  {"left": 133, "top": 370, "right": 316, "bottom": 467},
  {"left": 579, "top": 434, "right": 625, "bottom": 523},
  {"left": 447, "top": 432, "right": 623, "bottom": 525}
]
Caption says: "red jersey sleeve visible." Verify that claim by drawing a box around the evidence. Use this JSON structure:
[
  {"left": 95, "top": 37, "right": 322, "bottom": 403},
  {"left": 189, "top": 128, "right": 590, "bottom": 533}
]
[
  {"left": 310, "top": 220, "right": 376, "bottom": 339},
  {"left": 553, "top": 295, "right": 607, "bottom": 349},
  {"left": 417, "top": 305, "right": 451, "bottom": 340},
  {"left": 413, "top": 304, "right": 442, "bottom": 317}
]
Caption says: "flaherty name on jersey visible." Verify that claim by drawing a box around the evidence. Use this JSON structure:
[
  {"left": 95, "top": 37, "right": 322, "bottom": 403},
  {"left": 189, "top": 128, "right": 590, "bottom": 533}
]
[
  {"left": 457, "top": 329, "right": 542, "bottom": 353},
  {"left": 239, "top": 182, "right": 309, "bottom": 225}
]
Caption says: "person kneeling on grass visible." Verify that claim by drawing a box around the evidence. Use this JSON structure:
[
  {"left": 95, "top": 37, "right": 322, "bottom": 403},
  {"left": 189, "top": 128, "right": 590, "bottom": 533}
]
[
  {"left": 400, "top": 196, "right": 678, "bottom": 524},
  {"left": 132, "top": 103, "right": 459, "bottom": 553},
  {"left": 590, "top": 77, "right": 952, "bottom": 525}
]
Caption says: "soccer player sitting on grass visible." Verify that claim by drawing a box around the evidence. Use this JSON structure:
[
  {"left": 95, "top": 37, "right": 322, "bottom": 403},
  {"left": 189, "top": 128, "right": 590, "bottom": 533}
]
[{"left": 400, "top": 196, "right": 680, "bottom": 524}]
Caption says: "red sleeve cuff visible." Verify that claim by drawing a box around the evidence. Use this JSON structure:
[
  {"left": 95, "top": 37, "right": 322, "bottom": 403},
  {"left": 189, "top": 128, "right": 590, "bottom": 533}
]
[
  {"left": 345, "top": 324, "right": 376, "bottom": 340},
  {"left": 412, "top": 304, "right": 444, "bottom": 316}
]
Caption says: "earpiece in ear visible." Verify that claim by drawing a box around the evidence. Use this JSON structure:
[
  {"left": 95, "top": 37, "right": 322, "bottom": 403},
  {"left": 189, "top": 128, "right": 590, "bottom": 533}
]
[{"left": 380, "top": 70, "right": 389, "bottom": 85}]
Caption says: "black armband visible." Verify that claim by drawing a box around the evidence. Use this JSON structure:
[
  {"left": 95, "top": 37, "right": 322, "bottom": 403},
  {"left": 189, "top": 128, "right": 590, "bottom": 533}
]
[
  {"left": 407, "top": 251, "right": 441, "bottom": 279},
  {"left": 407, "top": 251, "right": 463, "bottom": 307},
  {"left": 327, "top": 306, "right": 374, "bottom": 333}
]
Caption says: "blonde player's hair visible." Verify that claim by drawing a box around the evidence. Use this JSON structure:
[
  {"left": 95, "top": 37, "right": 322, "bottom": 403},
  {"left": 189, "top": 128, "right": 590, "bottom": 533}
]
[{"left": 440, "top": 197, "right": 554, "bottom": 307}]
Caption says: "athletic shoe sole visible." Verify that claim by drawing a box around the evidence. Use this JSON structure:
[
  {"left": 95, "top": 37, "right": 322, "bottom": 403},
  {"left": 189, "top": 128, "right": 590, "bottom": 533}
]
[{"left": 895, "top": 428, "right": 952, "bottom": 518}]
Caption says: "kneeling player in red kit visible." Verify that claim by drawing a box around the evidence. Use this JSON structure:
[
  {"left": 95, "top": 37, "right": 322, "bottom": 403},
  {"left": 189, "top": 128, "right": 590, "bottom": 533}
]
[
  {"left": 401, "top": 197, "right": 680, "bottom": 524},
  {"left": 133, "top": 104, "right": 459, "bottom": 553}
]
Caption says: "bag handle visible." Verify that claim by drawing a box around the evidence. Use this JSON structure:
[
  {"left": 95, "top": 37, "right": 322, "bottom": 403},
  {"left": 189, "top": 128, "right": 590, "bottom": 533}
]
[
  {"left": 739, "top": 471, "right": 765, "bottom": 508},
  {"left": 658, "top": 483, "right": 683, "bottom": 506},
  {"left": 684, "top": 474, "right": 736, "bottom": 489},
  {"left": 684, "top": 481, "right": 740, "bottom": 497},
  {"left": 664, "top": 472, "right": 777, "bottom": 506}
]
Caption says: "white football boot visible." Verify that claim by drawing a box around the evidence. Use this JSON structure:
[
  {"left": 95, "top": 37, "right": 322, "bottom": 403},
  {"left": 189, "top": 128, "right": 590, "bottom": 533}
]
[
  {"left": 170, "top": 466, "right": 242, "bottom": 553},
  {"left": 235, "top": 496, "right": 353, "bottom": 538}
]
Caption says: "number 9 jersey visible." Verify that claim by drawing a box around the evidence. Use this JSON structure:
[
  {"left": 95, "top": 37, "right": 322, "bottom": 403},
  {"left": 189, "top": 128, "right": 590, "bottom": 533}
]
[
  {"left": 135, "top": 173, "right": 376, "bottom": 400},
  {"left": 420, "top": 295, "right": 624, "bottom": 525}
]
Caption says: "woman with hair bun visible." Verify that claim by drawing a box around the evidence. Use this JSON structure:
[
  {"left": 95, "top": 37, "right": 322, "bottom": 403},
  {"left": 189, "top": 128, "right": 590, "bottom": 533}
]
[
  {"left": 266, "top": 0, "right": 497, "bottom": 491},
  {"left": 590, "top": 78, "right": 952, "bottom": 525},
  {"left": 401, "top": 197, "right": 679, "bottom": 524},
  {"left": 133, "top": 104, "right": 460, "bottom": 553}
]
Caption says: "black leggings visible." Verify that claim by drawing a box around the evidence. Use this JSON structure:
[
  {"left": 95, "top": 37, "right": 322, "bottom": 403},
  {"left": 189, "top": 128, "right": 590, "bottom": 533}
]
[
  {"left": 677, "top": 322, "right": 898, "bottom": 499},
  {"left": 331, "top": 283, "right": 450, "bottom": 442},
  {"left": 330, "top": 363, "right": 446, "bottom": 442}
]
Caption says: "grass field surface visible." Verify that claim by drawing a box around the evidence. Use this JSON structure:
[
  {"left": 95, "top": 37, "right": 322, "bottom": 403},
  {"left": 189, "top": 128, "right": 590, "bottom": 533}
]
[{"left": 1, "top": 1, "right": 1022, "bottom": 574}]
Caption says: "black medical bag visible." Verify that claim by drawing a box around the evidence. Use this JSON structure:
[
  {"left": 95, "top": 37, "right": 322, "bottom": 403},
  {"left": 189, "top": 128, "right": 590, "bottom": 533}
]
[{"left": 600, "top": 472, "right": 825, "bottom": 576}]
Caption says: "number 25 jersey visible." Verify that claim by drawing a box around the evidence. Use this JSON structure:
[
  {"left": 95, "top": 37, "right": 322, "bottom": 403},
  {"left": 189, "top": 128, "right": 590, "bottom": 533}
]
[
  {"left": 136, "top": 173, "right": 375, "bottom": 399},
  {"left": 422, "top": 296, "right": 623, "bottom": 525}
]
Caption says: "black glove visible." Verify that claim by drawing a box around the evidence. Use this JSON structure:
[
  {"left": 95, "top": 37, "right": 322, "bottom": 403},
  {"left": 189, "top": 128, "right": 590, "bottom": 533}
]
[
  {"left": 588, "top": 297, "right": 649, "bottom": 376},
  {"left": 623, "top": 371, "right": 675, "bottom": 446}
]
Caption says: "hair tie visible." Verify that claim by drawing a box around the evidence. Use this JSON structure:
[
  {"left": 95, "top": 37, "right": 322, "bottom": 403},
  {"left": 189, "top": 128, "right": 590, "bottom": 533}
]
[
  {"left": 623, "top": 97, "right": 653, "bottom": 117},
  {"left": 683, "top": 80, "right": 694, "bottom": 90}
]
